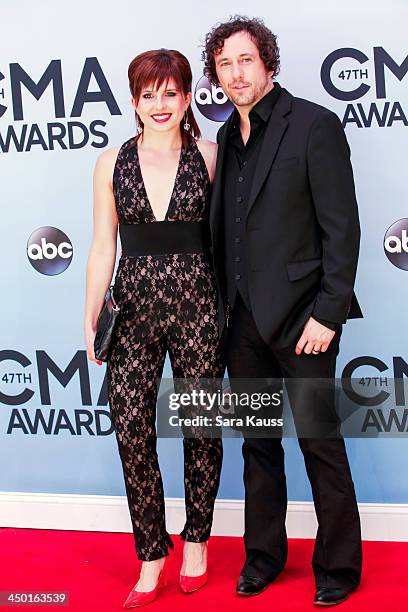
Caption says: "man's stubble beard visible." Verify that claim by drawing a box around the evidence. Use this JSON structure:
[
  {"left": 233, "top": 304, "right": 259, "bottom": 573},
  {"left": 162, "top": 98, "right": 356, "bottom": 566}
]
[{"left": 228, "top": 76, "right": 270, "bottom": 108}]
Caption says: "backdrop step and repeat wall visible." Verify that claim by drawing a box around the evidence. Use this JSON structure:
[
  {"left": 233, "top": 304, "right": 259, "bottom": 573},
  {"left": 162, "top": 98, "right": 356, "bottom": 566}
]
[{"left": 1, "top": 1, "right": 408, "bottom": 539}]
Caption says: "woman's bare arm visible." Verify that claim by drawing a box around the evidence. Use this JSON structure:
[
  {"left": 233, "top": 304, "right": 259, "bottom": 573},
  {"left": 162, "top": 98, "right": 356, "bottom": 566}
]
[{"left": 84, "top": 146, "right": 120, "bottom": 363}]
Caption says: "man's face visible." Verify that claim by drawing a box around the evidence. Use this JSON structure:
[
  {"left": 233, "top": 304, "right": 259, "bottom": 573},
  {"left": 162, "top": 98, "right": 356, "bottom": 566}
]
[{"left": 214, "top": 31, "right": 273, "bottom": 109}]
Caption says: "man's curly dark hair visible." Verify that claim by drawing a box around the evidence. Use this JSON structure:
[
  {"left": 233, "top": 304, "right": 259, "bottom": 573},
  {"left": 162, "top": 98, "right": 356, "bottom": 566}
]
[{"left": 202, "top": 15, "right": 280, "bottom": 85}]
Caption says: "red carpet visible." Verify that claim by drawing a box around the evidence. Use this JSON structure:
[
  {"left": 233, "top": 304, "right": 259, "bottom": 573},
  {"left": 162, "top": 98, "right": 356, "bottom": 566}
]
[{"left": 0, "top": 528, "right": 407, "bottom": 610}]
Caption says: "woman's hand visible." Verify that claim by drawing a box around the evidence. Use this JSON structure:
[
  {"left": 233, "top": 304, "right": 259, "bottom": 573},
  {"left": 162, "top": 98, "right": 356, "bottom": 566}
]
[{"left": 85, "top": 323, "right": 103, "bottom": 365}]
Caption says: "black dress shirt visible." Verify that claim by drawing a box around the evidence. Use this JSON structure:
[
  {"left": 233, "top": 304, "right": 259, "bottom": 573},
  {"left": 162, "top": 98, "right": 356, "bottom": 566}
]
[{"left": 223, "top": 83, "right": 282, "bottom": 311}]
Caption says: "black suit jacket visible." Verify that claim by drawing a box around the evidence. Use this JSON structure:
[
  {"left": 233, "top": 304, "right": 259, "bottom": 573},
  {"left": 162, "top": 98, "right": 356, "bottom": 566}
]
[{"left": 209, "top": 86, "right": 363, "bottom": 349}]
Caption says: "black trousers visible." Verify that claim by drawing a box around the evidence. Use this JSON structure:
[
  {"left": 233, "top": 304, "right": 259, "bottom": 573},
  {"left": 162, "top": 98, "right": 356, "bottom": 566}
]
[{"left": 225, "top": 292, "right": 362, "bottom": 589}]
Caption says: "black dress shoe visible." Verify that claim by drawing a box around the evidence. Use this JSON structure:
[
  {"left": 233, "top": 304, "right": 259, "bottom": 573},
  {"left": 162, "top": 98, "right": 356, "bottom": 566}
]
[
  {"left": 236, "top": 574, "right": 276, "bottom": 596},
  {"left": 313, "top": 585, "right": 357, "bottom": 606}
]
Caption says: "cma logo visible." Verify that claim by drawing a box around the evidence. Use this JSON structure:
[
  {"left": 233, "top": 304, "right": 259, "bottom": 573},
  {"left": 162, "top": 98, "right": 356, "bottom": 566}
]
[
  {"left": 342, "top": 356, "right": 408, "bottom": 407},
  {"left": 194, "top": 76, "right": 233, "bottom": 122},
  {"left": 321, "top": 47, "right": 408, "bottom": 128},
  {"left": 1, "top": 58, "right": 120, "bottom": 121},
  {"left": 27, "top": 227, "right": 73, "bottom": 275},
  {"left": 321, "top": 47, "right": 408, "bottom": 100},
  {"left": 0, "top": 349, "right": 111, "bottom": 437},
  {"left": 0, "top": 58, "right": 121, "bottom": 152},
  {"left": 384, "top": 219, "right": 408, "bottom": 270}
]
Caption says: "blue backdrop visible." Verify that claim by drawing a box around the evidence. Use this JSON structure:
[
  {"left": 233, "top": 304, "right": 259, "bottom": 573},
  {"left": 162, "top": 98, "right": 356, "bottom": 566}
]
[{"left": 1, "top": 0, "right": 407, "bottom": 506}]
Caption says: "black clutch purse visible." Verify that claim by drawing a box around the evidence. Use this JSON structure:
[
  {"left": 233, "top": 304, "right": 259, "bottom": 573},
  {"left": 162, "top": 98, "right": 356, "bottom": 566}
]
[{"left": 94, "top": 285, "right": 120, "bottom": 362}]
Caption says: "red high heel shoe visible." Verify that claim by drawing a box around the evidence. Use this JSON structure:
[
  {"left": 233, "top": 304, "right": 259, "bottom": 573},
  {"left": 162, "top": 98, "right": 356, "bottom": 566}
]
[
  {"left": 179, "top": 542, "right": 208, "bottom": 594},
  {"left": 123, "top": 560, "right": 168, "bottom": 608}
]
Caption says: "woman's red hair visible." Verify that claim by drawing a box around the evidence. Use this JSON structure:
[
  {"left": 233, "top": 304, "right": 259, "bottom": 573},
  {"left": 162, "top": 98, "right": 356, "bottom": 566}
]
[{"left": 128, "top": 49, "right": 201, "bottom": 147}]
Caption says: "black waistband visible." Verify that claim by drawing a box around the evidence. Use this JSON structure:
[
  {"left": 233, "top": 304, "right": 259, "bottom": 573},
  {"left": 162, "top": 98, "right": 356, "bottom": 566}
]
[{"left": 119, "top": 221, "right": 211, "bottom": 256}]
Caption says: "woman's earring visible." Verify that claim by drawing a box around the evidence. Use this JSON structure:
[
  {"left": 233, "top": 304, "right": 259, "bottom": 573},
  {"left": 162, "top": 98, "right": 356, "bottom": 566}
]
[
  {"left": 183, "top": 111, "right": 190, "bottom": 131},
  {"left": 136, "top": 114, "right": 143, "bottom": 134}
]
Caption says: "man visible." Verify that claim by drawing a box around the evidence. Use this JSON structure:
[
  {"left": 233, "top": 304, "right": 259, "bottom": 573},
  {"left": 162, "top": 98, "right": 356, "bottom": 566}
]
[{"left": 203, "top": 16, "right": 363, "bottom": 606}]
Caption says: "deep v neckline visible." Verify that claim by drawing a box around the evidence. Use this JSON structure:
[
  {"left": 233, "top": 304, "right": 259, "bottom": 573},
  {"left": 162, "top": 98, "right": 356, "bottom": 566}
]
[{"left": 135, "top": 143, "right": 184, "bottom": 222}]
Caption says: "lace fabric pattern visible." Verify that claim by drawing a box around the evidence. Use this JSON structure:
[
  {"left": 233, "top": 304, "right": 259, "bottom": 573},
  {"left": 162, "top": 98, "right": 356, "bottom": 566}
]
[{"left": 106, "top": 137, "right": 225, "bottom": 560}]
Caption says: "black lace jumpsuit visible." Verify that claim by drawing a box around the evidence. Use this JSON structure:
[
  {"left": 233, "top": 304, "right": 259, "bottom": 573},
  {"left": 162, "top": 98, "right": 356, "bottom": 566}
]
[{"left": 106, "top": 136, "right": 225, "bottom": 561}]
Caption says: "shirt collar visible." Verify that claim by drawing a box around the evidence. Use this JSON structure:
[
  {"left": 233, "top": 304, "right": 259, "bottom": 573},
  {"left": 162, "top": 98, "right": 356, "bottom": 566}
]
[{"left": 251, "top": 81, "right": 282, "bottom": 122}]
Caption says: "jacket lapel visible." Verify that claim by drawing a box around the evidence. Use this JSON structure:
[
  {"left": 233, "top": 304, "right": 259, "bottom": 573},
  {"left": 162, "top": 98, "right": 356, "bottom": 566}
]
[{"left": 245, "top": 89, "right": 292, "bottom": 221}]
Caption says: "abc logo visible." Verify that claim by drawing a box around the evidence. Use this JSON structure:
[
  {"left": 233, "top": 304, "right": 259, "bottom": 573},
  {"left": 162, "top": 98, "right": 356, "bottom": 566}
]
[
  {"left": 384, "top": 219, "right": 408, "bottom": 270},
  {"left": 27, "top": 227, "right": 73, "bottom": 275},
  {"left": 194, "top": 76, "right": 234, "bottom": 122}
]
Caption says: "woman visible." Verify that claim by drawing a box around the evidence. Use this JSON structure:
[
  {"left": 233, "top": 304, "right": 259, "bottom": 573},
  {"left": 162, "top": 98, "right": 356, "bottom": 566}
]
[{"left": 84, "top": 49, "right": 224, "bottom": 607}]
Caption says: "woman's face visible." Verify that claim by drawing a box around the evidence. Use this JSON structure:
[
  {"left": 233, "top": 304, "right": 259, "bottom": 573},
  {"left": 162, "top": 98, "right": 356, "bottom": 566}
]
[{"left": 133, "top": 78, "right": 192, "bottom": 134}]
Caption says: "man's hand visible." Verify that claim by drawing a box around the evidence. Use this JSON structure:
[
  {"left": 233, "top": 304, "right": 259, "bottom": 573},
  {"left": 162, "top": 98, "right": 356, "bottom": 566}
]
[{"left": 295, "top": 317, "right": 336, "bottom": 355}]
